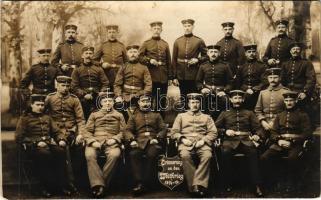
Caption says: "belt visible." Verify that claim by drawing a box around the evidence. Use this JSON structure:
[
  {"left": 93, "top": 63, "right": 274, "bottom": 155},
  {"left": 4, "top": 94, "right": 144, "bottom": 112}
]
[
  {"left": 32, "top": 88, "right": 51, "bottom": 93},
  {"left": 142, "top": 132, "right": 153, "bottom": 136},
  {"left": 233, "top": 131, "right": 250, "bottom": 136},
  {"left": 281, "top": 133, "right": 304, "bottom": 139},
  {"left": 177, "top": 58, "right": 191, "bottom": 63},
  {"left": 204, "top": 84, "right": 224, "bottom": 90},
  {"left": 124, "top": 84, "right": 142, "bottom": 90}
]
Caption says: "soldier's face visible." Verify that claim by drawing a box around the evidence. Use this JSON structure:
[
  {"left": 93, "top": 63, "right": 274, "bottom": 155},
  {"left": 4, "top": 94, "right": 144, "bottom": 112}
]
[
  {"left": 101, "top": 98, "right": 114, "bottom": 110},
  {"left": 31, "top": 101, "right": 45, "bottom": 113},
  {"left": 245, "top": 50, "right": 257, "bottom": 60},
  {"left": 230, "top": 95, "right": 244, "bottom": 108},
  {"left": 57, "top": 83, "right": 70, "bottom": 95},
  {"left": 82, "top": 50, "right": 94, "bottom": 60},
  {"left": 39, "top": 53, "right": 50, "bottom": 64},
  {"left": 223, "top": 27, "right": 234, "bottom": 37},
  {"left": 284, "top": 98, "right": 296, "bottom": 109},
  {"left": 127, "top": 49, "right": 139, "bottom": 61},
  {"left": 183, "top": 23, "right": 194, "bottom": 34},
  {"left": 207, "top": 49, "right": 220, "bottom": 61},
  {"left": 138, "top": 98, "right": 152, "bottom": 111},
  {"left": 188, "top": 99, "right": 200, "bottom": 112},
  {"left": 267, "top": 75, "right": 280, "bottom": 87},
  {"left": 107, "top": 29, "right": 118, "bottom": 41},
  {"left": 150, "top": 25, "right": 162, "bottom": 37},
  {"left": 65, "top": 29, "right": 77, "bottom": 41},
  {"left": 277, "top": 24, "right": 287, "bottom": 35},
  {"left": 290, "top": 47, "right": 301, "bottom": 57}
]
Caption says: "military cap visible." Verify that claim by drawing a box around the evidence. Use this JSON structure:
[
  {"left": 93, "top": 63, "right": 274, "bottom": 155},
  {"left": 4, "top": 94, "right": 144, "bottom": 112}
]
[
  {"left": 65, "top": 24, "right": 78, "bottom": 31},
  {"left": 275, "top": 19, "right": 289, "bottom": 26},
  {"left": 99, "top": 91, "right": 115, "bottom": 99},
  {"left": 106, "top": 25, "right": 119, "bottom": 31},
  {"left": 150, "top": 21, "right": 163, "bottom": 27},
  {"left": 207, "top": 45, "right": 221, "bottom": 51},
  {"left": 181, "top": 19, "right": 195, "bottom": 25},
  {"left": 187, "top": 93, "right": 202, "bottom": 101},
  {"left": 221, "top": 22, "right": 235, "bottom": 28},
  {"left": 82, "top": 46, "right": 94, "bottom": 52},
  {"left": 229, "top": 90, "right": 246, "bottom": 97},
  {"left": 288, "top": 42, "right": 305, "bottom": 50},
  {"left": 282, "top": 91, "right": 298, "bottom": 99},
  {"left": 56, "top": 76, "right": 72, "bottom": 84},
  {"left": 244, "top": 44, "right": 257, "bottom": 51},
  {"left": 266, "top": 68, "right": 281, "bottom": 76},
  {"left": 126, "top": 45, "right": 140, "bottom": 51},
  {"left": 37, "top": 48, "right": 51, "bottom": 54},
  {"left": 30, "top": 94, "right": 46, "bottom": 103}
]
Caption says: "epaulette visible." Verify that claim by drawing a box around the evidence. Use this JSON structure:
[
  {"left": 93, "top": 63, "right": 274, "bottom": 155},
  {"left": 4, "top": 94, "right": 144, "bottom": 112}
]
[
  {"left": 47, "top": 92, "right": 57, "bottom": 96},
  {"left": 70, "top": 93, "right": 78, "bottom": 98},
  {"left": 193, "top": 35, "right": 202, "bottom": 40}
]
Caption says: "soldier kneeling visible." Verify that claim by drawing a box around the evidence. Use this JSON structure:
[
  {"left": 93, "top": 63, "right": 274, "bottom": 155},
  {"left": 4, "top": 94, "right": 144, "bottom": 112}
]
[
  {"left": 84, "top": 92, "right": 126, "bottom": 198},
  {"left": 15, "top": 94, "right": 70, "bottom": 197}
]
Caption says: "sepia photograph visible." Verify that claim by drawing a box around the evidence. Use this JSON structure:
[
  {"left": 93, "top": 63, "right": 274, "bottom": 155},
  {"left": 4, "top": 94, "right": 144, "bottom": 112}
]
[{"left": 1, "top": 1, "right": 320, "bottom": 199}]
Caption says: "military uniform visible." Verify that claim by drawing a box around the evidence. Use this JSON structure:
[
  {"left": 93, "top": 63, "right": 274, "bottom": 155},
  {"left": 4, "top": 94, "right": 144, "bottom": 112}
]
[
  {"left": 236, "top": 59, "right": 267, "bottom": 109},
  {"left": 114, "top": 61, "right": 152, "bottom": 103},
  {"left": 125, "top": 108, "right": 167, "bottom": 187},
  {"left": 51, "top": 40, "right": 84, "bottom": 77},
  {"left": 15, "top": 107, "right": 69, "bottom": 193},
  {"left": 215, "top": 107, "right": 264, "bottom": 187},
  {"left": 20, "top": 62, "right": 60, "bottom": 95},
  {"left": 45, "top": 87, "right": 86, "bottom": 187},
  {"left": 93, "top": 40, "right": 127, "bottom": 87},
  {"left": 172, "top": 33, "right": 207, "bottom": 96},
  {"left": 262, "top": 35, "right": 294, "bottom": 67},
  {"left": 171, "top": 105, "right": 217, "bottom": 192},
  {"left": 216, "top": 36, "right": 246, "bottom": 75},
  {"left": 139, "top": 36, "right": 173, "bottom": 114},
  {"left": 196, "top": 59, "right": 234, "bottom": 119},
  {"left": 71, "top": 62, "right": 109, "bottom": 120},
  {"left": 84, "top": 108, "right": 126, "bottom": 189}
]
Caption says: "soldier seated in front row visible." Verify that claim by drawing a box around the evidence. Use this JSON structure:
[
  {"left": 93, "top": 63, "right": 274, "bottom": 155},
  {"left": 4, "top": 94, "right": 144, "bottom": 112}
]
[
  {"left": 215, "top": 90, "right": 264, "bottom": 197},
  {"left": 171, "top": 93, "right": 217, "bottom": 197},
  {"left": 84, "top": 92, "right": 126, "bottom": 198},
  {"left": 125, "top": 94, "right": 167, "bottom": 195},
  {"left": 15, "top": 94, "right": 71, "bottom": 197},
  {"left": 260, "top": 91, "right": 312, "bottom": 192}
]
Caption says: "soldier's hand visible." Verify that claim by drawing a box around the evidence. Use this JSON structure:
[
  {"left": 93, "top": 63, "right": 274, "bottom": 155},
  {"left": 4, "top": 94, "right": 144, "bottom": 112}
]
[
  {"left": 246, "top": 88, "right": 254, "bottom": 95},
  {"left": 267, "top": 59, "right": 277, "bottom": 66},
  {"left": 201, "top": 88, "right": 211, "bottom": 94},
  {"left": 102, "top": 62, "right": 111, "bottom": 69},
  {"left": 172, "top": 79, "right": 179, "bottom": 86},
  {"left": 181, "top": 138, "right": 193, "bottom": 146},
  {"left": 61, "top": 64, "right": 70, "bottom": 71},
  {"left": 130, "top": 141, "right": 138, "bottom": 148},
  {"left": 226, "top": 129, "right": 236, "bottom": 136},
  {"left": 111, "top": 64, "right": 117, "bottom": 68},
  {"left": 217, "top": 91, "right": 226, "bottom": 97},
  {"left": 115, "top": 96, "right": 124, "bottom": 103},
  {"left": 261, "top": 120, "right": 272, "bottom": 130},
  {"left": 278, "top": 139, "right": 291, "bottom": 148},
  {"left": 298, "top": 92, "right": 307, "bottom": 100},
  {"left": 188, "top": 58, "right": 199, "bottom": 65},
  {"left": 195, "top": 140, "right": 205, "bottom": 148},
  {"left": 75, "top": 135, "right": 84, "bottom": 145},
  {"left": 84, "top": 94, "right": 93, "bottom": 100},
  {"left": 37, "top": 141, "right": 47, "bottom": 148},
  {"left": 107, "top": 139, "right": 116, "bottom": 146},
  {"left": 150, "top": 59, "right": 158, "bottom": 66},
  {"left": 92, "top": 141, "right": 102, "bottom": 149},
  {"left": 150, "top": 139, "right": 158, "bottom": 144},
  {"left": 250, "top": 135, "right": 260, "bottom": 142},
  {"left": 59, "top": 140, "right": 66, "bottom": 147}
]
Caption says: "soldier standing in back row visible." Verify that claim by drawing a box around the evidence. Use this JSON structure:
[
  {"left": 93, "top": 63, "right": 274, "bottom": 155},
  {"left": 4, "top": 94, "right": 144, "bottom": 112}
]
[
  {"left": 93, "top": 25, "right": 127, "bottom": 90},
  {"left": 52, "top": 24, "right": 84, "bottom": 77},
  {"left": 172, "top": 19, "right": 207, "bottom": 105},
  {"left": 263, "top": 20, "right": 294, "bottom": 68},
  {"left": 236, "top": 44, "right": 267, "bottom": 110},
  {"left": 71, "top": 47, "right": 110, "bottom": 120},
  {"left": 216, "top": 22, "right": 246, "bottom": 76},
  {"left": 139, "top": 21, "right": 173, "bottom": 116}
]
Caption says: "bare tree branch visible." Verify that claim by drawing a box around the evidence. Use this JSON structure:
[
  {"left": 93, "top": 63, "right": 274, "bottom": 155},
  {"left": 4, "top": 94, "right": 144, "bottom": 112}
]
[
  {"left": 259, "top": 0, "right": 276, "bottom": 30},
  {"left": 20, "top": 1, "right": 31, "bottom": 12}
]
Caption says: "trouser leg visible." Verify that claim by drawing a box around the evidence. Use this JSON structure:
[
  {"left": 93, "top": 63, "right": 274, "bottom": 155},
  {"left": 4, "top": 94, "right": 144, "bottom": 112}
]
[
  {"left": 144, "top": 144, "right": 162, "bottom": 185},
  {"left": 260, "top": 148, "right": 282, "bottom": 184},
  {"left": 103, "top": 147, "right": 121, "bottom": 188},
  {"left": 85, "top": 147, "right": 105, "bottom": 187},
  {"left": 221, "top": 146, "right": 234, "bottom": 186},
  {"left": 50, "top": 145, "right": 69, "bottom": 188},
  {"left": 239, "top": 144, "right": 261, "bottom": 185},
  {"left": 194, "top": 149, "right": 212, "bottom": 188},
  {"left": 129, "top": 148, "right": 144, "bottom": 184},
  {"left": 179, "top": 149, "right": 196, "bottom": 192}
]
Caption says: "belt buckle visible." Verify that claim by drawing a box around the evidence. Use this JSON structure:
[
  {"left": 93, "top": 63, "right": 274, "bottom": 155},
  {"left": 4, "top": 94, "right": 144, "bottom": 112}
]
[
  {"left": 70, "top": 65, "right": 76, "bottom": 69},
  {"left": 62, "top": 117, "right": 66, "bottom": 122},
  {"left": 43, "top": 89, "right": 48, "bottom": 92},
  {"left": 144, "top": 132, "right": 150, "bottom": 136},
  {"left": 88, "top": 87, "right": 93, "bottom": 92},
  {"left": 41, "top": 136, "right": 47, "bottom": 140}
]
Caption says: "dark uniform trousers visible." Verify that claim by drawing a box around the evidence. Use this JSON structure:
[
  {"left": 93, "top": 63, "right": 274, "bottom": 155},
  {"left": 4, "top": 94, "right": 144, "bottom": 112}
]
[
  {"left": 24, "top": 144, "right": 69, "bottom": 190},
  {"left": 129, "top": 144, "right": 162, "bottom": 186}
]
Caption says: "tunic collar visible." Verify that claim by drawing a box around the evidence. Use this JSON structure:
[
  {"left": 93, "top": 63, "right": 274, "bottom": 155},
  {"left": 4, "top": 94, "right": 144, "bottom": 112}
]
[
  {"left": 184, "top": 33, "right": 193, "bottom": 37},
  {"left": 187, "top": 110, "right": 202, "bottom": 116},
  {"left": 268, "top": 84, "right": 284, "bottom": 91}
]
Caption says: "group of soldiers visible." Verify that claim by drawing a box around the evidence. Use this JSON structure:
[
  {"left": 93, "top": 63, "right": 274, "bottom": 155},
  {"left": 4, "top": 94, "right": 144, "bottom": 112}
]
[{"left": 15, "top": 18, "right": 317, "bottom": 198}]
